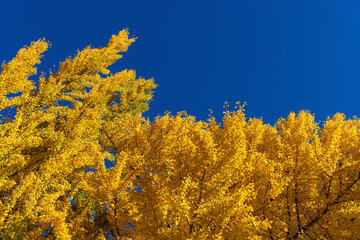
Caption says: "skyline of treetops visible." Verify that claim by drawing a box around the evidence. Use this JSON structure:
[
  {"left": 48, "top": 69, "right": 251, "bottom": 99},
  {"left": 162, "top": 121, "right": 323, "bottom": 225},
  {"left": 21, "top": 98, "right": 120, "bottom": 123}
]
[{"left": 0, "top": 29, "right": 360, "bottom": 239}]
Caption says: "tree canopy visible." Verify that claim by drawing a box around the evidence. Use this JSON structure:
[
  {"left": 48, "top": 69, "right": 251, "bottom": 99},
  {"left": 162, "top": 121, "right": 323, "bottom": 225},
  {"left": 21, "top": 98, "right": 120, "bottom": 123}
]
[{"left": 1, "top": 30, "right": 360, "bottom": 239}]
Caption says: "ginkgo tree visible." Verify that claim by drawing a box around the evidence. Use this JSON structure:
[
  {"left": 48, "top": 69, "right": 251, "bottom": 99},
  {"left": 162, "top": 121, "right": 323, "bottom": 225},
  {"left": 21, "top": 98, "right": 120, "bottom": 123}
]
[
  {"left": 0, "top": 29, "right": 156, "bottom": 239},
  {"left": 1, "top": 30, "right": 360, "bottom": 239}
]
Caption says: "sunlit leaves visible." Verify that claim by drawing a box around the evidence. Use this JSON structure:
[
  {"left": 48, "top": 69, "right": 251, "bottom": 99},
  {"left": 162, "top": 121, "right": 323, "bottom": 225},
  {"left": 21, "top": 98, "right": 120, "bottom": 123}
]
[
  {"left": 0, "top": 29, "right": 155, "bottom": 239},
  {"left": 1, "top": 29, "right": 360, "bottom": 239}
]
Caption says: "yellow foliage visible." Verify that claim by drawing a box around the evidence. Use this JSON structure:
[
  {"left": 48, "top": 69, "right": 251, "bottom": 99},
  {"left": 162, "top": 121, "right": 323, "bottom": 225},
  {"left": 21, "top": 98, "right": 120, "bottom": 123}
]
[
  {"left": 0, "top": 29, "right": 156, "bottom": 239},
  {"left": 1, "top": 30, "right": 360, "bottom": 239}
]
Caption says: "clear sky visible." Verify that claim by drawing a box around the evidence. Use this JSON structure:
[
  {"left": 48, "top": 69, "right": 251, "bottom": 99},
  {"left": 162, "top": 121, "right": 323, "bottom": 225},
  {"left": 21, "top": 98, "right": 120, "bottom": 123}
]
[{"left": 1, "top": 0, "right": 360, "bottom": 126}]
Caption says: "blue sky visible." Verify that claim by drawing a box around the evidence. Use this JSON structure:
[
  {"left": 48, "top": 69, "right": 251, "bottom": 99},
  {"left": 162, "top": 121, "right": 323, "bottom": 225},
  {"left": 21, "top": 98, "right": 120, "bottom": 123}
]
[{"left": 1, "top": 0, "right": 360, "bottom": 126}]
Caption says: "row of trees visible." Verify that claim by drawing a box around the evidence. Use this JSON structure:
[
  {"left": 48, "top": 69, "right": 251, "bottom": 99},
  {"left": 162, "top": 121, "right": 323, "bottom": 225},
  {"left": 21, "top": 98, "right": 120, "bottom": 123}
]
[{"left": 1, "top": 30, "right": 360, "bottom": 239}]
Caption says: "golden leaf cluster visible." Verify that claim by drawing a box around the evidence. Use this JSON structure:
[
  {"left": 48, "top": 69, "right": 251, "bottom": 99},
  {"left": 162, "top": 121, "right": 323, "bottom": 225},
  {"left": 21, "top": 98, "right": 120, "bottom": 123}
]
[{"left": 1, "top": 30, "right": 360, "bottom": 239}]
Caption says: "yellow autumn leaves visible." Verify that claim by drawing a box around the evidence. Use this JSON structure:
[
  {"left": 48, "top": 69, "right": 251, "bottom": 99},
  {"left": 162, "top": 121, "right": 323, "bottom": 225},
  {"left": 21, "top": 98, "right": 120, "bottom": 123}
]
[{"left": 1, "top": 29, "right": 360, "bottom": 239}]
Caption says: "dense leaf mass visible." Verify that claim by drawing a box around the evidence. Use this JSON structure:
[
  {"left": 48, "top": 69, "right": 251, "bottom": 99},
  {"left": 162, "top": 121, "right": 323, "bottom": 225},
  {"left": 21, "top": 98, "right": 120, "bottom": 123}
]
[{"left": 1, "top": 30, "right": 360, "bottom": 239}]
